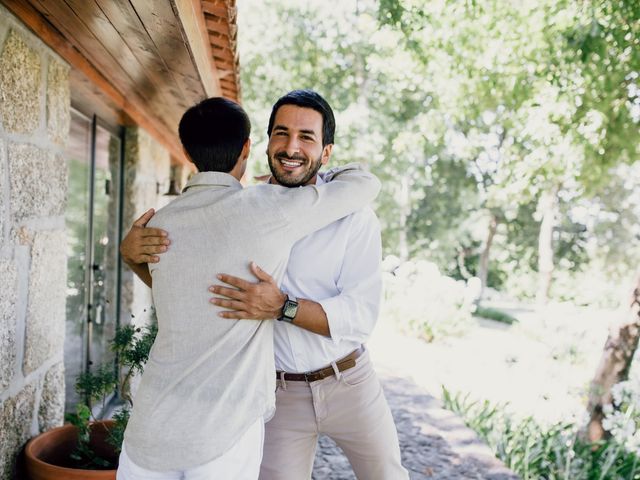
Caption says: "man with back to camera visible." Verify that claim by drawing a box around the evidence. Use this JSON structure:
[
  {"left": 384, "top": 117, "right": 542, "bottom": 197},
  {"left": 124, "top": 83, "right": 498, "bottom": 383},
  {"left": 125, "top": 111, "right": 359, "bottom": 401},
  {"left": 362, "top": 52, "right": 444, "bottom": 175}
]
[{"left": 116, "top": 96, "right": 381, "bottom": 480}]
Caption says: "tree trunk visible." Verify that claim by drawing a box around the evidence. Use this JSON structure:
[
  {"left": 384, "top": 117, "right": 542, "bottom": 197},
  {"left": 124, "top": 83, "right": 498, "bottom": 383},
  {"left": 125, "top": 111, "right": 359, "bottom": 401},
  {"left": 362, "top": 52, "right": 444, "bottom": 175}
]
[
  {"left": 536, "top": 188, "right": 558, "bottom": 303},
  {"left": 478, "top": 213, "right": 498, "bottom": 299},
  {"left": 397, "top": 175, "right": 410, "bottom": 261},
  {"left": 584, "top": 274, "right": 640, "bottom": 442},
  {"left": 457, "top": 248, "right": 473, "bottom": 280}
]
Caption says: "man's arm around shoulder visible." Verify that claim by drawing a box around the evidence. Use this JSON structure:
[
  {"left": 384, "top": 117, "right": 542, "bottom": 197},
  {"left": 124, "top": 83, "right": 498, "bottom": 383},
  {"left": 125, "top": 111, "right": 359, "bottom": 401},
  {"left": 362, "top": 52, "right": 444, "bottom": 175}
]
[{"left": 280, "top": 163, "right": 381, "bottom": 240}]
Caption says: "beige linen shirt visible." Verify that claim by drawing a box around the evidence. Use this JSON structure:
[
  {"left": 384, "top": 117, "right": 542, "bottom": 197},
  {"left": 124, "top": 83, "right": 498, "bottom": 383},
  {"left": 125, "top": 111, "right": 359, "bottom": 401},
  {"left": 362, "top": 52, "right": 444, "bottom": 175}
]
[{"left": 123, "top": 164, "right": 380, "bottom": 471}]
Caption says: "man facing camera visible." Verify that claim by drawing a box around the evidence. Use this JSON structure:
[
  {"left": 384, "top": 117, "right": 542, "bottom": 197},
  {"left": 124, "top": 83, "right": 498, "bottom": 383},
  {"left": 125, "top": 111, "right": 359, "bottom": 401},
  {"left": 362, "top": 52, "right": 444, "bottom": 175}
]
[{"left": 211, "top": 90, "right": 410, "bottom": 479}]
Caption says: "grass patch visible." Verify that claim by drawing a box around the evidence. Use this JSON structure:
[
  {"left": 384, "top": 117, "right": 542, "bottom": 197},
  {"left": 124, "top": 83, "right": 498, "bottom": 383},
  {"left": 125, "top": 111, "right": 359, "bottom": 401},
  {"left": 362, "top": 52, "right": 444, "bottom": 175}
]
[
  {"left": 442, "top": 387, "right": 640, "bottom": 479},
  {"left": 474, "top": 306, "right": 518, "bottom": 325}
]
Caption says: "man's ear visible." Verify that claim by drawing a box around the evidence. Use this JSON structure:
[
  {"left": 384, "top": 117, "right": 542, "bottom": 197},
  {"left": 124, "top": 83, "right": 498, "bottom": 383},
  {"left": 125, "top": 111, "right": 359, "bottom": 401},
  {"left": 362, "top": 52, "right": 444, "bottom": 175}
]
[
  {"left": 241, "top": 138, "right": 252, "bottom": 161},
  {"left": 182, "top": 147, "right": 195, "bottom": 166},
  {"left": 321, "top": 144, "right": 333, "bottom": 166}
]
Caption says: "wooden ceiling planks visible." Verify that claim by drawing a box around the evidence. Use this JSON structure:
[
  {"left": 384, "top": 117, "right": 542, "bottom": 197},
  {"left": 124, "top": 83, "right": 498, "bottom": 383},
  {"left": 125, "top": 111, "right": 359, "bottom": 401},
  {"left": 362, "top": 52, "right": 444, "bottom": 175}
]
[
  {"left": 201, "top": 0, "right": 240, "bottom": 101},
  {"left": 130, "top": 0, "right": 215, "bottom": 102},
  {"left": 26, "top": 0, "right": 151, "bottom": 105},
  {"left": 41, "top": 0, "right": 180, "bottom": 124},
  {"left": 1, "top": 0, "right": 241, "bottom": 163},
  {"left": 92, "top": 0, "right": 199, "bottom": 115},
  {"left": 16, "top": 0, "right": 209, "bottom": 161}
]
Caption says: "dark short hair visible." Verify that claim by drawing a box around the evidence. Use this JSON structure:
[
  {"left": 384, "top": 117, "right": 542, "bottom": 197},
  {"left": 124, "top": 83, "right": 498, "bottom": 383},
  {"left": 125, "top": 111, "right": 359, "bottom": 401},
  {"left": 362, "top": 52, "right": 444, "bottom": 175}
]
[
  {"left": 267, "top": 90, "right": 335, "bottom": 147},
  {"left": 178, "top": 97, "right": 251, "bottom": 172}
]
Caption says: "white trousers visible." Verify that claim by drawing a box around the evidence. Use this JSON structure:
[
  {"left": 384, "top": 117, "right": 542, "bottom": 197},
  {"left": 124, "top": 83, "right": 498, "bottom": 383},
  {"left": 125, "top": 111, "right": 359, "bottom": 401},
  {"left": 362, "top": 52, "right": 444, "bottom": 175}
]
[{"left": 117, "top": 417, "right": 264, "bottom": 480}]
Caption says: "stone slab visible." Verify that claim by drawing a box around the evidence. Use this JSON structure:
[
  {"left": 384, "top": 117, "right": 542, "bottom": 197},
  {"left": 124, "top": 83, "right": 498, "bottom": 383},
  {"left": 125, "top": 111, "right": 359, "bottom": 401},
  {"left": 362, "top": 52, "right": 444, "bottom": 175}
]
[
  {"left": 0, "top": 138, "right": 5, "bottom": 239},
  {"left": 46, "top": 58, "right": 70, "bottom": 147},
  {"left": 0, "top": 259, "right": 17, "bottom": 393},
  {"left": 0, "top": 30, "right": 41, "bottom": 134},
  {"left": 38, "top": 361, "right": 64, "bottom": 432},
  {"left": 8, "top": 144, "right": 67, "bottom": 224},
  {"left": 0, "top": 383, "right": 36, "bottom": 479},
  {"left": 23, "top": 229, "right": 66, "bottom": 375}
]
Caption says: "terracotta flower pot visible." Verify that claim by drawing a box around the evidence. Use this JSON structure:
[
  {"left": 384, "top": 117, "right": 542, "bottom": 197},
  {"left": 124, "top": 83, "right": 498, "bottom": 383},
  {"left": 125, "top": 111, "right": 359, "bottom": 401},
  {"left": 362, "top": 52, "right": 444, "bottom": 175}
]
[{"left": 24, "top": 420, "right": 118, "bottom": 480}]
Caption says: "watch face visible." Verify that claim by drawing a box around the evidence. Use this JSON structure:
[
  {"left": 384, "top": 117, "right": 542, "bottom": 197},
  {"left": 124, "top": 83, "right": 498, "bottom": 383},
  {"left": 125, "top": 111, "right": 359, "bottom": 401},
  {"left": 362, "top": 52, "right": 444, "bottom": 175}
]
[{"left": 283, "top": 300, "right": 298, "bottom": 319}]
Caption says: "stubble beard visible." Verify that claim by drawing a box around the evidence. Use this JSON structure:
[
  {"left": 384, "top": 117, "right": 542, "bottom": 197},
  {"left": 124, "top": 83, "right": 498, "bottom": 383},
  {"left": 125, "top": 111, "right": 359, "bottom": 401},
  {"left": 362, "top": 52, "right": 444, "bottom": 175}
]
[{"left": 268, "top": 152, "right": 323, "bottom": 187}]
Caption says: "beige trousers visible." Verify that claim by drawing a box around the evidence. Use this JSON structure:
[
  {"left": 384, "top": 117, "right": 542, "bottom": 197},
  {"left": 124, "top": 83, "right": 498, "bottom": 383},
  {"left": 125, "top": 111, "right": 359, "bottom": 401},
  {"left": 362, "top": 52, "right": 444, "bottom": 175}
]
[{"left": 259, "top": 349, "right": 409, "bottom": 480}]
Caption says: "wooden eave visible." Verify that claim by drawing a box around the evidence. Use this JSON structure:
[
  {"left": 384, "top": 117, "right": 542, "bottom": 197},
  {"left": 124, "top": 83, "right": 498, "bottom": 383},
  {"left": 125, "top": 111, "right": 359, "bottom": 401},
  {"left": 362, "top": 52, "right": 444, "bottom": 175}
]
[
  {"left": 201, "top": 0, "right": 241, "bottom": 101},
  {"left": 1, "top": 0, "right": 242, "bottom": 165}
]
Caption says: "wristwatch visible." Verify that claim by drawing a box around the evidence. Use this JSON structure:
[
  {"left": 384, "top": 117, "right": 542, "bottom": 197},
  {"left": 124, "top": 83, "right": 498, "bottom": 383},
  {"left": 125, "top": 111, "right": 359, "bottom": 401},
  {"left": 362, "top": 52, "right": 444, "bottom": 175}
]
[{"left": 278, "top": 294, "right": 298, "bottom": 323}]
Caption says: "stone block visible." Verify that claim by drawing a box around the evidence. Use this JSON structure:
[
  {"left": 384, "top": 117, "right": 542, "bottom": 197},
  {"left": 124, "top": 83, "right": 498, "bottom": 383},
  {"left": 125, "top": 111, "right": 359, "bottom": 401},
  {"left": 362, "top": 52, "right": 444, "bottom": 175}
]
[
  {"left": 38, "top": 361, "right": 64, "bottom": 432},
  {"left": 8, "top": 144, "right": 67, "bottom": 224},
  {"left": 46, "top": 59, "right": 70, "bottom": 146},
  {"left": 0, "top": 383, "right": 36, "bottom": 479},
  {"left": 23, "top": 229, "right": 66, "bottom": 375},
  {"left": 0, "top": 30, "right": 41, "bottom": 134},
  {"left": 123, "top": 126, "right": 170, "bottom": 234},
  {"left": 0, "top": 259, "right": 17, "bottom": 392},
  {"left": 0, "top": 138, "right": 5, "bottom": 237}
]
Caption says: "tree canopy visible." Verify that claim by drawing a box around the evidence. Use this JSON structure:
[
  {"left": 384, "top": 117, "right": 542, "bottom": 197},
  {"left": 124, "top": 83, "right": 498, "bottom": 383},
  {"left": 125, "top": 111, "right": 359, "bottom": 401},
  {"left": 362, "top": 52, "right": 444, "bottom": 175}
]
[{"left": 238, "top": 0, "right": 640, "bottom": 305}]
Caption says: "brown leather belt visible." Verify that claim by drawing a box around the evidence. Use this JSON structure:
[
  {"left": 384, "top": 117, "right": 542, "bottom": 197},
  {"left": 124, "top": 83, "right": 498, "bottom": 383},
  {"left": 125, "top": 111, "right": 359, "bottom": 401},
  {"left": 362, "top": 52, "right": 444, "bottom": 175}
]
[{"left": 276, "top": 346, "right": 365, "bottom": 383}]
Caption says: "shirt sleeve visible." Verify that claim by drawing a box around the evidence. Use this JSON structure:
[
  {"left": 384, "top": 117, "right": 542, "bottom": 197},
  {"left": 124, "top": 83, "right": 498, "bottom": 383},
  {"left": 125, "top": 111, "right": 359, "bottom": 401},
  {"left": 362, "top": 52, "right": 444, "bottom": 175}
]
[
  {"left": 277, "top": 164, "right": 381, "bottom": 242},
  {"left": 317, "top": 208, "right": 382, "bottom": 344}
]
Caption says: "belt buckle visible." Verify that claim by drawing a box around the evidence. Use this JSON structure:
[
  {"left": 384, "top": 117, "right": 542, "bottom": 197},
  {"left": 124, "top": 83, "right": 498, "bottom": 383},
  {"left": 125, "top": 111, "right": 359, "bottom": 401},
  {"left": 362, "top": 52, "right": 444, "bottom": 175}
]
[{"left": 304, "top": 370, "right": 323, "bottom": 382}]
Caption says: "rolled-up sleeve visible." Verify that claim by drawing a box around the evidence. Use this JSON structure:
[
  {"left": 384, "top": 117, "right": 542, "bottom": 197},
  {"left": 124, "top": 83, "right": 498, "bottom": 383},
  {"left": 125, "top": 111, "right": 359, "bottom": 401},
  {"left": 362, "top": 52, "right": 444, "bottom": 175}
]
[{"left": 318, "top": 208, "right": 382, "bottom": 344}]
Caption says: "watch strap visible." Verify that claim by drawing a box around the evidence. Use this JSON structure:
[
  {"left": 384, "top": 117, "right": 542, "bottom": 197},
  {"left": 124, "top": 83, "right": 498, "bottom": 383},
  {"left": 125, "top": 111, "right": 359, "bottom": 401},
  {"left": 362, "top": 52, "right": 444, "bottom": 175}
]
[{"left": 278, "top": 294, "right": 298, "bottom": 323}]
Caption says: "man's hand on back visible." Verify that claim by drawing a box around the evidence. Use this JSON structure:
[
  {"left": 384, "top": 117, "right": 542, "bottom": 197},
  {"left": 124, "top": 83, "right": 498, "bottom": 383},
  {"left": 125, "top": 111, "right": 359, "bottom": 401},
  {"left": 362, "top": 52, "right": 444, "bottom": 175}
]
[
  {"left": 120, "top": 208, "right": 170, "bottom": 265},
  {"left": 210, "top": 262, "right": 286, "bottom": 320}
]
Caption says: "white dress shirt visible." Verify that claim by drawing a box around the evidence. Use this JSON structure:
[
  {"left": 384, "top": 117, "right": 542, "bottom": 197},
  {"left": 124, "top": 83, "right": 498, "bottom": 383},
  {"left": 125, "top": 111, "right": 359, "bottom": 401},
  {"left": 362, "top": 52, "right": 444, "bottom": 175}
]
[{"left": 274, "top": 175, "right": 383, "bottom": 373}]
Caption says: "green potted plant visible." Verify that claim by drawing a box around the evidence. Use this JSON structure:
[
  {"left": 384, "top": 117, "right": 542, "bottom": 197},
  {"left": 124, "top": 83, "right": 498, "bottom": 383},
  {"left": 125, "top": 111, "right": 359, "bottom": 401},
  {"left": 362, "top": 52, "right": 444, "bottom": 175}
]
[{"left": 24, "top": 323, "right": 157, "bottom": 480}]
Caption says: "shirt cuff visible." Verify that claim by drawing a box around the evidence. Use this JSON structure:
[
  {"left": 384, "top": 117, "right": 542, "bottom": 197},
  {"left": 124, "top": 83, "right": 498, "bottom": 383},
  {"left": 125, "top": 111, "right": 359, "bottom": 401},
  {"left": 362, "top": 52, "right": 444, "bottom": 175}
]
[{"left": 317, "top": 296, "right": 350, "bottom": 345}]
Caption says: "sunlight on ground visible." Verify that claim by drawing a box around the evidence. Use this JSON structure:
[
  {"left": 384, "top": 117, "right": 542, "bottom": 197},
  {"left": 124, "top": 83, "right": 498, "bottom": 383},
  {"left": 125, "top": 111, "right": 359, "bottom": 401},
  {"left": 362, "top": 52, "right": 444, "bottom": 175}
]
[{"left": 369, "top": 302, "right": 622, "bottom": 425}]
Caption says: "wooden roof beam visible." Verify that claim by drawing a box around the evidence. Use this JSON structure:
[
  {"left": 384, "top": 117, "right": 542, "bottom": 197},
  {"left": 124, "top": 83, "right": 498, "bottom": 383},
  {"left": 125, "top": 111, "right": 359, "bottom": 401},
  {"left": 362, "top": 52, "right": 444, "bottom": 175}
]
[{"left": 171, "top": 0, "right": 221, "bottom": 97}]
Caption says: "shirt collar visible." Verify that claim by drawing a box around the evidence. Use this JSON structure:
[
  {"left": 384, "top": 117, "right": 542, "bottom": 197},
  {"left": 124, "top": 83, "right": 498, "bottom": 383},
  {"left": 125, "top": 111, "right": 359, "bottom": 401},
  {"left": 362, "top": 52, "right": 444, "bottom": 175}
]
[{"left": 182, "top": 171, "right": 243, "bottom": 193}]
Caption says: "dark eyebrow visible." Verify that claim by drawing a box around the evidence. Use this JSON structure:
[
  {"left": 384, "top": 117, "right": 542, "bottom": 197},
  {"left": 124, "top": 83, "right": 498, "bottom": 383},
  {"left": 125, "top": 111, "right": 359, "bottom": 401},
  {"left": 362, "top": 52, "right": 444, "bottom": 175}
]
[{"left": 273, "top": 125, "right": 317, "bottom": 137}]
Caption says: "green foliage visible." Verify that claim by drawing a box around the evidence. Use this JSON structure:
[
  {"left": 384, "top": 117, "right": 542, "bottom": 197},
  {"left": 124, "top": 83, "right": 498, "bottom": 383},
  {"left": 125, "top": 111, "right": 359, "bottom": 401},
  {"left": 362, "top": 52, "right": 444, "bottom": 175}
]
[
  {"left": 239, "top": 0, "right": 639, "bottom": 305},
  {"left": 75, "top": 364, "right": 118, "bottom": 405},
  {"left": 112, "top": 322, "right": 157, "bottom": 407},
  {"left": 106, "top": 408, "right": 130, "bottom": 454},
  {"left": 474, "top": 306, "right": 518, "bottom": 325},
  {"left": 64, "top": 322, "right": 157, "bottom": 469},
  {"left": 377, "top": 0, "right": 640, "bottom": 292},
  {"left": 65, "top": 404, "right": 112, "bottom": 469},
  {"left": 442, "top": 387, "right": 640, "bottom": 479},
  {"left": 382, "top": 259, "right": 474, "bottom": 342},
  {"left": 112, "top": 323, "right": 158, "bottom": 374}
]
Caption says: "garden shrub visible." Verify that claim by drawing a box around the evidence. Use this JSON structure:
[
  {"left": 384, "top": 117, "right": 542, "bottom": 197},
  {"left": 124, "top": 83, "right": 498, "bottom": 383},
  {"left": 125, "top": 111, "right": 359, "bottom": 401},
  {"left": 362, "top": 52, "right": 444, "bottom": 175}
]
[
  {"left": 443, "top": 387, "right": 640, "bottom": 479},
  {"left": 382, "top": 258, "right": 474, "bottom": 342}
]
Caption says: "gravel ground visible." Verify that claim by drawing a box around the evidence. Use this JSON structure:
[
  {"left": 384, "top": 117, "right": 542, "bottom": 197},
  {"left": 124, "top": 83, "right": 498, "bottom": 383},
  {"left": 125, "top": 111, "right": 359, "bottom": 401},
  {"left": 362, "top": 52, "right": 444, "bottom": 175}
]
[
  {"left": 312, "top": 373, "right": 519, "bottom": 479},
  {"left": 311, "top": 301, "right": 616, "bottom": 478}
]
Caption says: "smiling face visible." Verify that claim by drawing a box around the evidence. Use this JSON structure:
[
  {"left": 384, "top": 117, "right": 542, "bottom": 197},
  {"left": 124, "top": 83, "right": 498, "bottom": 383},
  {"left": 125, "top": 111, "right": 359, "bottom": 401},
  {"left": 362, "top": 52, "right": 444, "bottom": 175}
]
[{"left": 267, "top": 105, "right": 333, "bottom": 187}]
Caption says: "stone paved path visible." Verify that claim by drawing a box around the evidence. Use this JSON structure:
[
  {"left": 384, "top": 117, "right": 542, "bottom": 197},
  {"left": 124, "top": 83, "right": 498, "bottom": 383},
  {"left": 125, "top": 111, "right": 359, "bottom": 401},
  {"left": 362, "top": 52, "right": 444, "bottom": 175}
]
[{"left": 312, "top": 373, "right": 519, "bottom": 480}]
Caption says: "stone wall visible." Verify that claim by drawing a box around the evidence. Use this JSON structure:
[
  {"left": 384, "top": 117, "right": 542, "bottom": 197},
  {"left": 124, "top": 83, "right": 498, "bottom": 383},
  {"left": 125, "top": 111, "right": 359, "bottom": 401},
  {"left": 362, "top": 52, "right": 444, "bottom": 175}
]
[
  {"left": 0, "top": 5, "right": 70, "bottom": 479},
  {"left": 120, "top": 127, "right": 171, "bottom": 327}
]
